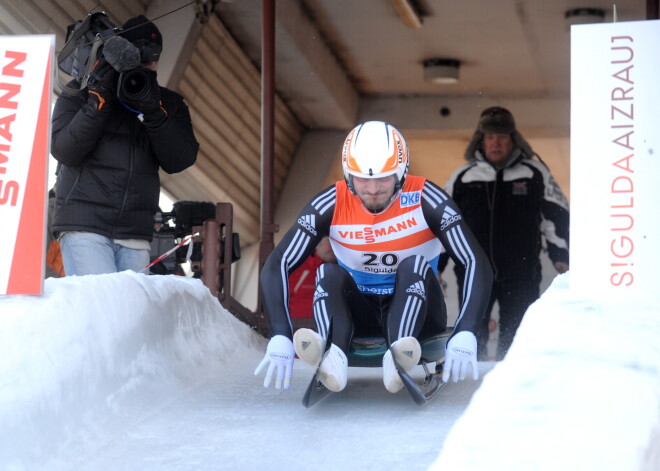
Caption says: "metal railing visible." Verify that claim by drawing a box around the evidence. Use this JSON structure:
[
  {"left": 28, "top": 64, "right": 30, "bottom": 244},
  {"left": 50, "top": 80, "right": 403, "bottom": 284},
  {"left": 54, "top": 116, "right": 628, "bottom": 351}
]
[{"left": 195, "top": 202, "right": 269, "bottom": 337}]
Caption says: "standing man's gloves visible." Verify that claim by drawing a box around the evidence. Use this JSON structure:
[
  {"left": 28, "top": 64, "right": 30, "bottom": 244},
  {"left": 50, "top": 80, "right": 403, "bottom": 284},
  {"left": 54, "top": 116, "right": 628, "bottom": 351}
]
[
  {"left": 118, "top": 69, "right": 167, "bottom": 125},
  {"left": 443, "top": 331, "right": 479, "bottom": 383},
  {"left": 86, "top": 57, "right": 118, "bottom": 110},
  {"left": 254, "top": 335, "right": 295, "bottom": 390}
]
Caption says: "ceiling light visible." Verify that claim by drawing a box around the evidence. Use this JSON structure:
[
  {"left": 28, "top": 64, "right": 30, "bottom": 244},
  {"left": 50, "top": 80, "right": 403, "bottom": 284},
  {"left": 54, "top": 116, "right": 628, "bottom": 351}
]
[
  {"left": 565, "top": 8, "right": 605, "bottom": 27},
  {"left": 423, "top": 58, "right": 460, "bottom": 85}
]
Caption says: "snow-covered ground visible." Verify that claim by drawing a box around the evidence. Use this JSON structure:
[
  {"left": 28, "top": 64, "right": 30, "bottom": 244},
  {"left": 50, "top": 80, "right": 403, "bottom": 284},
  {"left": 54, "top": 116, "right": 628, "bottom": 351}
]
[
  {"left": 0, "top": 272, "right": 658, "bottom": 470},
  {"left": 432, "top": 275, "right": 660, "bottom": 471}
]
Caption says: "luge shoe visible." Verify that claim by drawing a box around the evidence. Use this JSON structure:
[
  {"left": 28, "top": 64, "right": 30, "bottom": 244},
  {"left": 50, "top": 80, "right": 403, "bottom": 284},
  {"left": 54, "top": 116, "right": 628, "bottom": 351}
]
[
  {"left": 318, "top": 344, "right": 348, "bottom": 392},
  {"left": 293, "top": 328, "right": 325, "bottom": 367},
  {"left": 383, "top": 337, "right": 421, "bottom": 393}
]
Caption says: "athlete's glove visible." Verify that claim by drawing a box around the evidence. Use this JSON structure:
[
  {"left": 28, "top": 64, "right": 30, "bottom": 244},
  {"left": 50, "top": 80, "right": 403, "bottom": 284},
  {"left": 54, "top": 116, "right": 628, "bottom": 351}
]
[
  {"left": 443, "top": 331, "right": 479, "bottom": 383},
  {"left": 254, "top": 335, "right": 295, "bottom": 390}
]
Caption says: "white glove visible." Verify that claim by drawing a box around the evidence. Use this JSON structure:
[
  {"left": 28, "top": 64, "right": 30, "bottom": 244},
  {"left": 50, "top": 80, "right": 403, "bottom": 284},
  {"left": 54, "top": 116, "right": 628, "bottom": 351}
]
[
  {"left": 443, "top": 331, "right": 479, "bottom": 383},
  {"left": 254, "top": 335, "right": 295, "bottom": 390}
]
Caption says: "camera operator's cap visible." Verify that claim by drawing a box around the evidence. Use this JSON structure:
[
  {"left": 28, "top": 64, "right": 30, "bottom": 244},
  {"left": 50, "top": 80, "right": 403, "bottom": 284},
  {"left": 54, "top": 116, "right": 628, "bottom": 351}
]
[
  {"left": 120, "top": 15, "right": 162, "bottom": 63},
  {"left": 478, "top": 106, "right": 516, "bottom": 134}
]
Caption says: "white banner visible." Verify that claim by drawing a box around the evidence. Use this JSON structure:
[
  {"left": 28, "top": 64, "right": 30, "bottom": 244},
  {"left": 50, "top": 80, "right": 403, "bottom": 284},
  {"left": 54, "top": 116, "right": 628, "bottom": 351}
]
[
  {"left": 570, "top": 20, "right": 660, "bottom": 295},
  {"left": 0, "top": 35, "right": 54, "bottom": 294}
]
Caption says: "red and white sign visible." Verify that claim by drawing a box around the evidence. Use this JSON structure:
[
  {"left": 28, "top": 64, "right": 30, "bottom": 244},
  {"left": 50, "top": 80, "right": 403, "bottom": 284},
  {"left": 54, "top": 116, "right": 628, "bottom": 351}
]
[
  {"left": 570, "top": 20, "right": 660, "bottom": 295},
  {"left": 0, "top": 35, "right": 54, "bottom": 294}
]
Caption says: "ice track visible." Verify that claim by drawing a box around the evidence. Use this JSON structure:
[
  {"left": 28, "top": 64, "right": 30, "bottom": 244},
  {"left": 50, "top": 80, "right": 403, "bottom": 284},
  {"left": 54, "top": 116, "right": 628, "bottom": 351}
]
[{"left": 1, "top": 272, "right": 658, "bottom": 470}]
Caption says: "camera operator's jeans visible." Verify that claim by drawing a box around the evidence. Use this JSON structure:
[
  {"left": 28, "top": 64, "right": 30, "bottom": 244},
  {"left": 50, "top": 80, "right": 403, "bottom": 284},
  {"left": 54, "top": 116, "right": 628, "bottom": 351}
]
[{"left": 59, "top": 232, "right": 150, "bottom": 276}]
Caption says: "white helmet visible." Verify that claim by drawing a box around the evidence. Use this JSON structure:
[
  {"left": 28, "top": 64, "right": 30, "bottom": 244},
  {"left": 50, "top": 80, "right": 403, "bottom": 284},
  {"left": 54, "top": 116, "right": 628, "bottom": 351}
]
[{"left": 341, "top": 121, "right": 409, "bottom": 193}]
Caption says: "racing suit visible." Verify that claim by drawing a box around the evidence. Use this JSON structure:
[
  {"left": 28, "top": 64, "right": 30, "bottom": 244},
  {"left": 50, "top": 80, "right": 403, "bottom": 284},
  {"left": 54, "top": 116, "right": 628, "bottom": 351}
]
[{"left": 260, "top": 175, "right": 493, "bottom": 354}]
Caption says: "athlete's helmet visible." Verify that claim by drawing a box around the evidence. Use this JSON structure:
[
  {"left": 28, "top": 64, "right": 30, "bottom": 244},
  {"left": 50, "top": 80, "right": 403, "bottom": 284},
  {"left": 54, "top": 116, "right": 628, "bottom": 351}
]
[{"left": 341, "top": 121, "right": 409, "bottom": 193}]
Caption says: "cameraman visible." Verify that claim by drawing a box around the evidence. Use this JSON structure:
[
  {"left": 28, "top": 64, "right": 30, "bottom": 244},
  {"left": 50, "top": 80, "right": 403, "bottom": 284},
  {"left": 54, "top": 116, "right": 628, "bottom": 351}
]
[{"left": 51, "top": 15, "right": 199, "bottom": 276}]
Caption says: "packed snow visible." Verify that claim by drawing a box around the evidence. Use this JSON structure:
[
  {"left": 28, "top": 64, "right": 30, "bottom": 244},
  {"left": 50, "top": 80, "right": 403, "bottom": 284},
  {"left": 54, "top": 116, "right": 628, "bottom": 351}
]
[
  {"left": 0, "top": 272, "right": 658, "bottom": 470},
  {"left": 431, "top": 274, "right": 660, "bottom": 470}
]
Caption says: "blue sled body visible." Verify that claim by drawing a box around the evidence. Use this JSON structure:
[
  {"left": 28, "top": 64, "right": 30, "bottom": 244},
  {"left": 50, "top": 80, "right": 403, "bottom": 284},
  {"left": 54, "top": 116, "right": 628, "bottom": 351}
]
[{"left": 347, "top": 327, "right": 453, "bottom": 367}]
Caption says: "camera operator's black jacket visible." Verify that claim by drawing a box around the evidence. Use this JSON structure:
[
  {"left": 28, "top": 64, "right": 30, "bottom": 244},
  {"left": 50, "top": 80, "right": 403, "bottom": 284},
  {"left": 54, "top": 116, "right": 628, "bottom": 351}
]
[{"left": 51, "top": 82, "right": 199, "bottom": 241}]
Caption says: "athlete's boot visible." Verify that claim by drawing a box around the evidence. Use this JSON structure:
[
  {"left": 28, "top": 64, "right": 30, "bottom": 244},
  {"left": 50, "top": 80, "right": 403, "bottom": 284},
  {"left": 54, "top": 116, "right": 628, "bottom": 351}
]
[
  {"left": 317, "top": 344, "right": 348, "bottom": 392},
  {"left": 293, "top": 328, "right": 325, "bottom": 367},
  {"left": 383, "top": 336, "right": 421, "bottom": 393},
  {"left": 294, "top": 328, "right": 347, "bottom": 392}
]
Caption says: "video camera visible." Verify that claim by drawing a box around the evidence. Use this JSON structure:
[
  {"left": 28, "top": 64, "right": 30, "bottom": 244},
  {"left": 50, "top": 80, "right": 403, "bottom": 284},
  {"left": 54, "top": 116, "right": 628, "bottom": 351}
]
[
  {"left": 57, "top": 11, "right": 158, "bottom": 102},
  {"left": 150, "top": 201, "right": 241, "bottom": 276}
]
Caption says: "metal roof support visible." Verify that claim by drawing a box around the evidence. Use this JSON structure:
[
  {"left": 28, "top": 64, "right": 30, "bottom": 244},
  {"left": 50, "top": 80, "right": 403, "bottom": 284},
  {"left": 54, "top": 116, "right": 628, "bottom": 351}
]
[{"left": 258, "top": 0, "right": 277, "bottom": 306}]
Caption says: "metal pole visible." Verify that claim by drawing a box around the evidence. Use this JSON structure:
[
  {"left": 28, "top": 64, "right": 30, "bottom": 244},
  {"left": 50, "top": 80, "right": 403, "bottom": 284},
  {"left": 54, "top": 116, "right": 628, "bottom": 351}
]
[{"left": 258, "top": 0, "right": 276, "bottom": 302}]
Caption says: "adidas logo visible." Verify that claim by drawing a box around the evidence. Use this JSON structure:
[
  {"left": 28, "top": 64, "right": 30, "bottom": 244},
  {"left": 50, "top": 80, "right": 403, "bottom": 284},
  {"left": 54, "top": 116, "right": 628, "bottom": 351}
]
[
  {"left": 405, "top": 281, "right": 426, "bottom": 300},
  {"left": 313, "top": 290, "right": 329, "bottom": 302},
  {"left": 440, "top": 207, "right": 461, "bottom": 230},
  {"left": 301, "top": 341, "right": 310, "bottom": 351},
  {"left": 403, "top": 350, "right": 414, "bottom": 358},
  {"left": 297, "top": 215, "right": 318, "bottom": 235}
]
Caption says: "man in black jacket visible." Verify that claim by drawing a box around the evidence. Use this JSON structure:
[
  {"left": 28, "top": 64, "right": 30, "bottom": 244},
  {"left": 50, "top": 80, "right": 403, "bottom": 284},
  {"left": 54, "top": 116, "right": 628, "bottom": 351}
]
[
  {"left": 52, "top": 15, "right": 198, "bottom": 276},
  {"left": 440, "top": 107, "right": 569, "bottom": 360}
]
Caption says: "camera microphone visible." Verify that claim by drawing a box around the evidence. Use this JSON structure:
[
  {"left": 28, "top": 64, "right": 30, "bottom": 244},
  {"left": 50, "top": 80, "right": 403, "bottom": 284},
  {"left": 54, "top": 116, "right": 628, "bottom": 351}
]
[
  {"left": 103, "top": 36, "right": 141, "bottom": 72},
  {"left": 104, "top": 35, "right": 155, "bottom": 104}
]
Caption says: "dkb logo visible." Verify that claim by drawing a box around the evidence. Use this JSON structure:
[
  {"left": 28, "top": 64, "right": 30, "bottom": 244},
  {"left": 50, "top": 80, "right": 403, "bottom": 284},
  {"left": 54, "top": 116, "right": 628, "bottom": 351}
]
[{"left": 400, "top": 191, "right": 420, "bottom": 208}]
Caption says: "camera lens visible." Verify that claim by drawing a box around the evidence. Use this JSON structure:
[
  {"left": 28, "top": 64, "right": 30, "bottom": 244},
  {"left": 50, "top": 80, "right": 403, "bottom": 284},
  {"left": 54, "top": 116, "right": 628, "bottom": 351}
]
[
  {"left": 125, "top": 73, "right": 145, "bottom": 94},
  {"left": 117, "top": 68, "right": 152, "bottom": 103}
]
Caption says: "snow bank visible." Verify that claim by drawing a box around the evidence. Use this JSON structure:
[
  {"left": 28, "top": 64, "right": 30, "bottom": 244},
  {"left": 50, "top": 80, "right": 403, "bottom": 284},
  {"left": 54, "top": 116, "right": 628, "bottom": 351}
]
[
  {"left": 0, "top": 273, "right": 262, "bottom": 470},
  {"left": 1, "top": 271, "right": 658, "bottom": 470},
  {"left": 430, "top": 273, "right": 660, "bottom": 471}
]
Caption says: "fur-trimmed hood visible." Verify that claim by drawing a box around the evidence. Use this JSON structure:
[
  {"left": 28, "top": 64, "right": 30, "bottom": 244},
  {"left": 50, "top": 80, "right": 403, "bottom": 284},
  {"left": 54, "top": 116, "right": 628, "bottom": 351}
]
[{"left": 464, "top": 107, "right": 537, "bottom": 162}]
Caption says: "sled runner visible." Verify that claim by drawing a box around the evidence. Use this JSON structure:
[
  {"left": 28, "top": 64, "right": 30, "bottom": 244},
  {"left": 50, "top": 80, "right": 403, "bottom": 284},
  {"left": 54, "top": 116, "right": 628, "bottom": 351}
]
[{"left": 302, "top": 327, "right": 453, "bottom": 408}]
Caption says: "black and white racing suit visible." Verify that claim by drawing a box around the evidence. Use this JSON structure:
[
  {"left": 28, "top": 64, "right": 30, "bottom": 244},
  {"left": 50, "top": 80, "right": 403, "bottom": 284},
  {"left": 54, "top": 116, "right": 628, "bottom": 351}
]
[{"left": 260, "top": 175, "right": 493, "bottom": 356}]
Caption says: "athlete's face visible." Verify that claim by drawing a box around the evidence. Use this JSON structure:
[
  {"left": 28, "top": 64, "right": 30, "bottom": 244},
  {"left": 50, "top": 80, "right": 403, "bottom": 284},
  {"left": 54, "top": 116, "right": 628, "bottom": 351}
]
[
  {"left": 353, "top": 175, "right": 397, "bottom": 213},
  {"left": 483, "top": 132, "right": 514, "bottom": 167}
]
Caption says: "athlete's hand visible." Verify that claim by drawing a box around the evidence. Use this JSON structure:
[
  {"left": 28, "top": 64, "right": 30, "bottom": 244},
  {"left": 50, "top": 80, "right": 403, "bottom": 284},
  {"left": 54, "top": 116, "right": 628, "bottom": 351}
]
[
  {"left": 254, "top": 335, "right": 295, "bottom": 390},
  {"left": 443, "top": 331, "right": 479, "bottom": 383}
]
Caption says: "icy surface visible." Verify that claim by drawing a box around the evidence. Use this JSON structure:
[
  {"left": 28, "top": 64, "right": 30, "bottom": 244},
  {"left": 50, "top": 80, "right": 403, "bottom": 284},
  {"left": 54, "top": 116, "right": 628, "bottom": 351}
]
[{"left": 0, "top": 272, "right": 658, "bottom": 470}]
